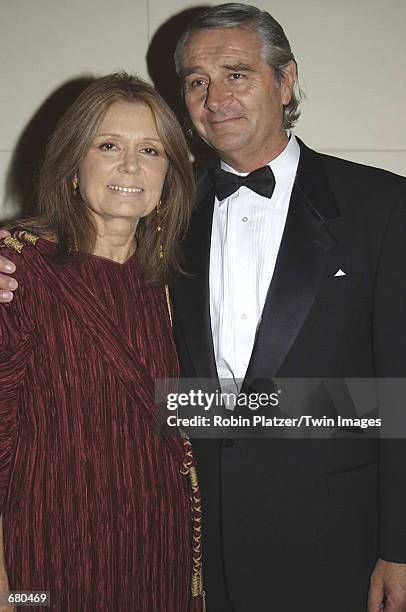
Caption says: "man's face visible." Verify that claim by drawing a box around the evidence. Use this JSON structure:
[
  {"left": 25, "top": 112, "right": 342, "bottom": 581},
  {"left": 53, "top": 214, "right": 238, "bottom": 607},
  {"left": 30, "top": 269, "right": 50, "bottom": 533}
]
[{"left": 181, "top": 27, "right": 295, "bottom": 170}]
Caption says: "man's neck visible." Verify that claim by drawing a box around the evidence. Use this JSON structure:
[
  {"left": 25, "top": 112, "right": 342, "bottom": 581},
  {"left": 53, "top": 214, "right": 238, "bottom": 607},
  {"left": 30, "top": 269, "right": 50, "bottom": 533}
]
[{"left": 219, "top": 133, "right": 290, "bottom": 173}]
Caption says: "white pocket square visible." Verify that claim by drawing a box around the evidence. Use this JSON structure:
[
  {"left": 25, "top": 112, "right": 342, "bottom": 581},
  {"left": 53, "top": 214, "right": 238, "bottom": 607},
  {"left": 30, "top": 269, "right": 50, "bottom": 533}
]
[{"left": 334, "top": 269, "right": 346, "bottom": 277}]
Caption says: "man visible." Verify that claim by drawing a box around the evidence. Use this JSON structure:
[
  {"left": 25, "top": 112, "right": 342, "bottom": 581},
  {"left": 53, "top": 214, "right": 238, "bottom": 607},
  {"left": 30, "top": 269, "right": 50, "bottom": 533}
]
[{"left": 1, "top": 4, "right": 406, "bottom": 611}]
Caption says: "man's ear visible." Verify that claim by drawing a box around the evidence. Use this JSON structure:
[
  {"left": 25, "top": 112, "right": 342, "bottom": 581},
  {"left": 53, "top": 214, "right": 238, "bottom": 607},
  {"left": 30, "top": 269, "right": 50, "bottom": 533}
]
[{"left": 281, "top": 60, "right": 297, "bottom": 106}]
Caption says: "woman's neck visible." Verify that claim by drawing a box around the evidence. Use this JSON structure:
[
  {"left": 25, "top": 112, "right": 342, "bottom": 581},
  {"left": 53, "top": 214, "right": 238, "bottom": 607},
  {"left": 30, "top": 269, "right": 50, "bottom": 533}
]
[{"left": 93, "top": 218, "right": 138, "bottom": 264}]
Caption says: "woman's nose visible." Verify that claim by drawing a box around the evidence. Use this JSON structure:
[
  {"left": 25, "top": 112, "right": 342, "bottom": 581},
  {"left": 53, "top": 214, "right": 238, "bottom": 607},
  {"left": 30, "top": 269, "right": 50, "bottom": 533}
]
[{"left": 120, "top": 149, "right": 140, "bottom": 173}]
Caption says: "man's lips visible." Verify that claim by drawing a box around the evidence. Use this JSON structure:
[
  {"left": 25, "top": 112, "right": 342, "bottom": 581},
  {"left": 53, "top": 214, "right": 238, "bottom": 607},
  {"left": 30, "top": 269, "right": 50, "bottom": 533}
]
[{"left": 207, "top": 116, "right": 243, "bottom": 126}]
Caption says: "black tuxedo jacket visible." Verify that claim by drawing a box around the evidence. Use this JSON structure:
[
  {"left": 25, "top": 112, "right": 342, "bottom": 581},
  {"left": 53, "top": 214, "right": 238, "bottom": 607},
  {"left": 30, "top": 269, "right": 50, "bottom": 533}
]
[{"left": 170, "top": 140, "right": 406, "bottom": 611}]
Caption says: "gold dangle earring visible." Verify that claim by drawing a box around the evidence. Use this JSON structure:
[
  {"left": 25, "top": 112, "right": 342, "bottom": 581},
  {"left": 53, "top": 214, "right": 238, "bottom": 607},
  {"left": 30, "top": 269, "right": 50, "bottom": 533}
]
[
  {"left": 156, "top": 199, "right": 163, "bottom": 259},
  {"left": 72, "top": 174, "right": 79, "bottom": 194},
  {"left": 157, "top": 198, "right": 172, "bottom": 326}
]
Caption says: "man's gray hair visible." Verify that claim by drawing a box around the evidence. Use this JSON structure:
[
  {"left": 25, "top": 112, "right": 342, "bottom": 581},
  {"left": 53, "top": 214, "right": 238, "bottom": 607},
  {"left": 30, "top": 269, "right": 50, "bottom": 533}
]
[{"left": 174, "top": 3, "right": 303, "bottom": 129}]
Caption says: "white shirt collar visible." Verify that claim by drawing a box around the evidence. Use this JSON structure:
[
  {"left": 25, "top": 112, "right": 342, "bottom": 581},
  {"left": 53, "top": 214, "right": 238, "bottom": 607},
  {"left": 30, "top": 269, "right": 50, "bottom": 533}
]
[{"left": 219, "top": 132, "right": 300, "bottom": 188}]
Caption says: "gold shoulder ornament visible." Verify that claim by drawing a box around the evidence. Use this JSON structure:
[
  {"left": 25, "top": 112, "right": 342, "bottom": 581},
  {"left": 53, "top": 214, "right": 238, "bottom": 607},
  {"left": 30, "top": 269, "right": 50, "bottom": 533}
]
[{"left": 0, "top": 231, "right": 39, "bottom": 254}]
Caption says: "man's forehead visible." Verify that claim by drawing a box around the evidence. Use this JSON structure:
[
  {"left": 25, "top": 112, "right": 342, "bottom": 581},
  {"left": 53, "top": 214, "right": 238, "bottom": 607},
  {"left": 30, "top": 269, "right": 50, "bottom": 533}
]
[{"left": 182, "top": 27, "right": 263, "bottom": 68}]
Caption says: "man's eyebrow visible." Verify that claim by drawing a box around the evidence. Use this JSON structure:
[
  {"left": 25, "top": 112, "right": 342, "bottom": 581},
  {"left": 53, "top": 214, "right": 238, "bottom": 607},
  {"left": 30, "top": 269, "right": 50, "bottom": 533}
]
[
  {"left": 223, "top": 63, "right": 255, "bottom": 72},
  {"left": 181, "top": 63, "right": 255, "bottom": 79},
  {"left": 181, "top": 67, "right": 202, "bottom": 80}
]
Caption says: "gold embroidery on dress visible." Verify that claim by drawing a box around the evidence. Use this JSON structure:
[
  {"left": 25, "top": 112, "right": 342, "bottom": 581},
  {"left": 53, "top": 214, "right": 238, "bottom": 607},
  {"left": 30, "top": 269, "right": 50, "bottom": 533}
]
[
  {"left": 14, "top": 230, "right": 39, "bottom": 245},
  {"left": 163, "top": 285, "right": 205, "bottom": 606},
  {"left": 181, "top": 434, "right": 205, "bottom": 604},
  {"left": 0, "top": 230, "right": 40, "bottom": 253},
  {"left": 1, "top": 236, "right": 24, "bottom": 253}
]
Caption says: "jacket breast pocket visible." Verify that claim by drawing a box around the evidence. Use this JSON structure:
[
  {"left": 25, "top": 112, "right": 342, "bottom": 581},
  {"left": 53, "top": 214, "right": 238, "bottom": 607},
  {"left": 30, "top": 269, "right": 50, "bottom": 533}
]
[{"left": 326, "top": 461, "right": 378, "bottom": 507}]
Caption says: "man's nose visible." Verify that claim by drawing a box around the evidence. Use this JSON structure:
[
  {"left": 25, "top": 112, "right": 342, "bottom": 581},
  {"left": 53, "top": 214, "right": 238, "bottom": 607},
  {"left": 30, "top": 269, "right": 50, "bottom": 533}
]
[
  {"left": 120, "top": 149, "right": 140, "bottom": 173},
  {"left": 205, "top": 81, "right": 231, "bottom": 112}
]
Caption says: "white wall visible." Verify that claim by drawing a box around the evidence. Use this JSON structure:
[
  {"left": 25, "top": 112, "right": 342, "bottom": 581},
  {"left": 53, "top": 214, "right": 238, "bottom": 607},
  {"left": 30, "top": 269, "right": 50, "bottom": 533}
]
[{"left": 1, "top": 0, "right": 405, "bottom": 218}]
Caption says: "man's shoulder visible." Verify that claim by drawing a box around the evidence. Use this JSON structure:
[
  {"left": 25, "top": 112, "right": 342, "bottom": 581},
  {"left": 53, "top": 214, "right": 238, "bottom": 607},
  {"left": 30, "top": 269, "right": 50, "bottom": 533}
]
[
  {"left": 297, "top": 140, "right": 406, "bottom": 221},
  {"left": 319, "top": 149, "right": 405, "bottom": 186},
  {"left": 320, "top": 152, "right": 406, "bottom": 221}
]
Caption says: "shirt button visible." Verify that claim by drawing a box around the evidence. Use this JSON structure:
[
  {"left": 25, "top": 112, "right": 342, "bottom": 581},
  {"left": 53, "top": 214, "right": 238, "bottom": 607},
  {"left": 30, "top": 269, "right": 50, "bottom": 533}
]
[
  {"left": 241, "top": 313, "right": 247, "bottom": 320},
  {"left": 242, "top": 216, "right": 248, "bottom": 222}
]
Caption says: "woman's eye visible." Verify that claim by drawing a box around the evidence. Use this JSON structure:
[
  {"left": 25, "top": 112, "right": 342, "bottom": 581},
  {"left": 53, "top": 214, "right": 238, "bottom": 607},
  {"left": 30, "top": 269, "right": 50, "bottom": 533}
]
[
  {"left": 141, "top": 148, "right": 158, "bottom": 156},
  {"left": 99, "top": 142, "right": 118, "bottom": 151}
]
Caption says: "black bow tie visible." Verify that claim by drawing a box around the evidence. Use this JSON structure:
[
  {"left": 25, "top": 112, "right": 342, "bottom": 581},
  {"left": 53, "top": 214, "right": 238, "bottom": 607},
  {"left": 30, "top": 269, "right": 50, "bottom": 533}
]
[{"left": 209, "top": 165, "right": 276, "bottom": 201}]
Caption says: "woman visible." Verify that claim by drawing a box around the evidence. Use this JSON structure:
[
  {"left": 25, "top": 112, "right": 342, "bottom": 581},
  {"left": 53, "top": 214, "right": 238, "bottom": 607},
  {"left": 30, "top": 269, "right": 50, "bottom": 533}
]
[{"left": 0, "top": 73, "right": 204, "bottom": 611}]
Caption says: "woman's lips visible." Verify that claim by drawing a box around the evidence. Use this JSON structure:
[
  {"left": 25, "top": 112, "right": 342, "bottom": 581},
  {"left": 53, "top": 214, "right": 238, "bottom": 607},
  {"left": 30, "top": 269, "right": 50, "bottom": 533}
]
[{"left": 107, "top": 185, "right": 144, "bottom": 193}]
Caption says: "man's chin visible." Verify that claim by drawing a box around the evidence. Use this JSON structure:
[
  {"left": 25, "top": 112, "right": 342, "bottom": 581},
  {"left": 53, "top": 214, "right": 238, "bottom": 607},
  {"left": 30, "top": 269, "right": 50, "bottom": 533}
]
[{"left": 203, "top": 132, "right": 248, "bottom": 156}]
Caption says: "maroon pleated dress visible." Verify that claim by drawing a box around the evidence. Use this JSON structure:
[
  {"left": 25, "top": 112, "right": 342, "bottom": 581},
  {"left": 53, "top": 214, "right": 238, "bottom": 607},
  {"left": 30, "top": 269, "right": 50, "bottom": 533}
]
[{"left": 0, "top": 237, "right": 193, "bottom": 611}]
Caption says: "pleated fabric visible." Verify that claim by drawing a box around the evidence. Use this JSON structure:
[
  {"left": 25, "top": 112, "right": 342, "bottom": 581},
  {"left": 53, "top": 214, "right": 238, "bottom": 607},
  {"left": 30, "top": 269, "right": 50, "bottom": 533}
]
[{"left": 0, "top": 238, "right": 192, "bottom": 611}]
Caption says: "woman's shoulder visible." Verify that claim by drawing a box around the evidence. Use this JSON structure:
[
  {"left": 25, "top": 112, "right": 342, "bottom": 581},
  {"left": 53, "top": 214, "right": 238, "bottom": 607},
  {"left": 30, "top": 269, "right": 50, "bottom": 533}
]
[
  {"left": 0, "top": 231, "right": 52, "bottom": 278},
  {"left": 0, "top": 231, "right": 60, "bottom": 315},
  {"left": 0, "top": 232, "right": 47, "bottom": 337}
]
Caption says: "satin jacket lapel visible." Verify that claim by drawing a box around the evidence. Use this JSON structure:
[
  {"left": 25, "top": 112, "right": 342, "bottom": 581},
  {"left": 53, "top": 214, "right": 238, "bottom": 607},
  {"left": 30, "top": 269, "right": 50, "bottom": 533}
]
[
  {"left": 245, "top": 140, "right": 343, "bottom": 381},
  {"left": 172, "top": 172, "right": 218, "bottom": 379}
]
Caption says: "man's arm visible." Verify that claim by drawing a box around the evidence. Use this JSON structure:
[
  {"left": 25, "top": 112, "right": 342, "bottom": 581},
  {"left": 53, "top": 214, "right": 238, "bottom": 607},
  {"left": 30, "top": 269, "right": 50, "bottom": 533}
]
[
  {"left": 368, "top": 183, "right": 406, "bottom": 612},
  {"left": 0, "top": 230, "right": 17, "bottom": 303},
  {"left": 368, "top": 560, "right": 406, "bottom": 612}
]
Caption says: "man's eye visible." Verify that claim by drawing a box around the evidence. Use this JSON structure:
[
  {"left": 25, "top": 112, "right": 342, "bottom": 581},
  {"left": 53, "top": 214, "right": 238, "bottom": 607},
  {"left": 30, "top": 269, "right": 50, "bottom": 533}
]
[
  {"left": 230, "top": 73, "right": 243, "bottom": 80},
  {"left": 190, "top": 79, "right": 206, "bottom": 88},
  {"left": 100, "top": 142, "right": 117, "bottom": 151}
]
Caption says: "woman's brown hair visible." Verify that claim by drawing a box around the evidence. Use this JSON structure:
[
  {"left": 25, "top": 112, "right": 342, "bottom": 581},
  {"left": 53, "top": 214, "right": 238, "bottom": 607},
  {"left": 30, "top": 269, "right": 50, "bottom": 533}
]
[{"left": 16, "top": 72, "right": 194, "bottom": 284}]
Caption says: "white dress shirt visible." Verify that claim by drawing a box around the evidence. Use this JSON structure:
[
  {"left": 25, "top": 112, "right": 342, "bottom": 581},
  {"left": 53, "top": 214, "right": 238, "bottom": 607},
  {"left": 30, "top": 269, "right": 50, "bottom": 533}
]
[{"left": 209, "top": 134, "right": 300, "bottom": 392}]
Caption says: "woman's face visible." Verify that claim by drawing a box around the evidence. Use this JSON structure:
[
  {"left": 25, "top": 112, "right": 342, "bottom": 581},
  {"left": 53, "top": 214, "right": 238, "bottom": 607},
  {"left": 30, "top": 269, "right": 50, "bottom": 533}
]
[{"left": 78, "top": 100, "right": 168, "bottom": 228}]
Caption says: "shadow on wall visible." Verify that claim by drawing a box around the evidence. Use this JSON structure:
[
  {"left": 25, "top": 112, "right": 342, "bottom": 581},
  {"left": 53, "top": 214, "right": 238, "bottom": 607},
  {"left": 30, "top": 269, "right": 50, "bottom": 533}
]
[
  {"left": 6, "top": 7, "right": 217, "bottom": 221},
  {"left": 146, "top": 6, "right": 217, "bottom": 173},
  {"left": 5, "top": 77, "right": 95, "bottom": 220}
]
